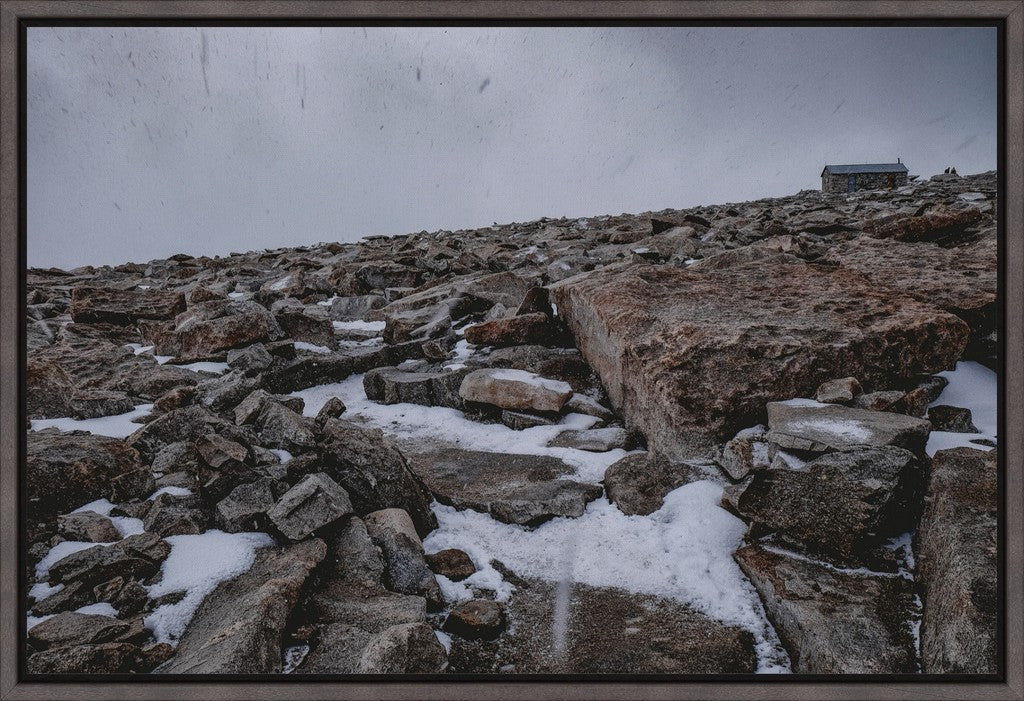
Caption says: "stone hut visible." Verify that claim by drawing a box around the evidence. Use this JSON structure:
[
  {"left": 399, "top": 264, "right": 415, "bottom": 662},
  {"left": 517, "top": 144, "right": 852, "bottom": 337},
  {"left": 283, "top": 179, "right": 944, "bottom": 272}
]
[{"left": 821, "top": 162, "right": 909, "bottom": 193}]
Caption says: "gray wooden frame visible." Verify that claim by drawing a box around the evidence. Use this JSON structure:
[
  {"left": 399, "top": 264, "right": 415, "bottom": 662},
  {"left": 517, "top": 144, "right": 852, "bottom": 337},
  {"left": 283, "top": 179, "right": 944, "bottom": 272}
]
[{"left": 1, "top": 2, "right": 1021, "bottom": 699}]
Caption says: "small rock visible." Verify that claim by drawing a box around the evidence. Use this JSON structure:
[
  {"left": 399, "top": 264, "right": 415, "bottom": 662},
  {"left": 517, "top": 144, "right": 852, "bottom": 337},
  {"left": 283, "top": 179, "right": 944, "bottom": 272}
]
[
  {"left": 927, "top": 405, "right": 980, "bottom": 433},
  {"left": 548, "top": 427, "right": 628, "bottom": 452},
  {"left": 716, "top": 426, "right": 771, "bottom": 481},
  {"left": 853, "top": 390, "right": 906, "bottom": 411},
  {"left": 444, "top": 599, "right": 507, "bottom": 640},
  {"left": 57, "top": 511, "right": 121, "bottom": 543},
  {"left": 459, "top": 368, "right": 573, "bottom": 413},
  {"left": 814, "top": 377, "right": 862, "bottom": 405},
  {"left": 215, "top": 478, "right": 280, "bottom": 533},
  {"left": 425, "top": 549, "right": 476, "bottom": 582},
  {"left": 603, "top": 453, "right": 707, "bottom": 516},
  {"left": 195, "top": 433, "right": 249, "bottom": 468},
  {"left": 499, "top": 410, "right": 557, "bottom": 431},
  {"left": 364, "top": 508, "right": 443, "bottom": 611},
  {"left": 267, "top": 472, "right": 353, "bottom": 541},
  {"left": 355, "top": 622, "right": 448, "bottom": 673}
]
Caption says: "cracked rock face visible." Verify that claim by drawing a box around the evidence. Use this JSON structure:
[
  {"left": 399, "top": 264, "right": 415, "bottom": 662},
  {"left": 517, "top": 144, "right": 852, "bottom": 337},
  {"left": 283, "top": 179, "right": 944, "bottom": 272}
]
[
  {"left": 553, "top": 260, "right": 966, "bottom": 461},
  {"left": 734, "top": 544, "right": 917, "bottom": 674}
]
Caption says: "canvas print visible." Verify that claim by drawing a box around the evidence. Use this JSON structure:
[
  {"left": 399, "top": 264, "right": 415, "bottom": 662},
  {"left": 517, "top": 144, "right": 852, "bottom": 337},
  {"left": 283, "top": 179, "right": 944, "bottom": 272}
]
[{"left": 23, "top": 25, "right": 998, "bottom": 676}]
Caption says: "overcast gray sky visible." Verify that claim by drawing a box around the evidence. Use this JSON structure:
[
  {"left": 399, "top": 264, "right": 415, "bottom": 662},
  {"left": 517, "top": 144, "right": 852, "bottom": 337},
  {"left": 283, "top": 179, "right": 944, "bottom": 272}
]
[{"left": 27, "top": 26, "right": 997, "bottom": 270}]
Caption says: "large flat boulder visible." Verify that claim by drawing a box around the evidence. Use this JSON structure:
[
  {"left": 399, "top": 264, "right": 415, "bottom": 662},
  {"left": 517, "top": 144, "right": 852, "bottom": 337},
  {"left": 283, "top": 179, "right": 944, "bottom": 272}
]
[
  {"left": 405, "top": 448, "right": 602, "bottom": 527},
  {"left": 765, "top": 400, "right": 932, "bottom": 454},
  {"left": 552, "top": 261, "right": 966, "bottom": 461},
  {"left": 917, "top": 447, "right": 997, "bottom": 673},
  {"left": 734, "top": 544, "right": 916, "bottom": 674},
  {"left": 447, "top": 578, "right": 756, "bottom": 674},
  {"left": 159, "top": 539, "right": 326, "bottom": 674}
]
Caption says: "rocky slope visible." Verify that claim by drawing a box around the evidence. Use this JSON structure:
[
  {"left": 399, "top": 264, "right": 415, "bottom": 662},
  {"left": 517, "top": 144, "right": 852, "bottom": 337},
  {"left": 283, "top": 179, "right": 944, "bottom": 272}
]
[{"left": 24, "top": 171, "right": 998, "bottom": 675}]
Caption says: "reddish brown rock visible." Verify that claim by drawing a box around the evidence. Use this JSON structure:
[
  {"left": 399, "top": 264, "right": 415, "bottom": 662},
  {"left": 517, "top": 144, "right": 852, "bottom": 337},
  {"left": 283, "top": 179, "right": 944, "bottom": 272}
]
[
  {"left": 552, "top": 261, "right": 967, "bottom": 460},
  {"left": 70, "top": 285, "right": 185, "bottom": 325},
  {"left": 425, "top": 548, "right": 476, "bottom": 581},
  {"left": 26, "top": 431, "right": 144, "bottom": 521},
  {"left": 464, "top": 312, "right": 557, "bottom": 348},
  {"left": 864, "top": 205, "right": 983, "bottom": 243},
  {"left": 26, "top": 357, "right": 75, "bottom": 419}
]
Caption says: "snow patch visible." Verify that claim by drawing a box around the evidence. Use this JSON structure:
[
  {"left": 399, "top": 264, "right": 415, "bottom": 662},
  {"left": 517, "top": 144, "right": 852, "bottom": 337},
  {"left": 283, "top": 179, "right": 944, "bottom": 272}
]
[
  {"left": 144, "top": 530, "right": 275, "bottom": 644},
  {"left": 30, "top": 404, "right": 154, "bottom": 438},
  {"left": 332, "top": 319, "right": 385, "bottom": 332},
  {"left": 423, "top": 485, "right": 790, "bottom": 673},
  {"left": 294, "top": 341, "right": 333, "bottom": 354}
]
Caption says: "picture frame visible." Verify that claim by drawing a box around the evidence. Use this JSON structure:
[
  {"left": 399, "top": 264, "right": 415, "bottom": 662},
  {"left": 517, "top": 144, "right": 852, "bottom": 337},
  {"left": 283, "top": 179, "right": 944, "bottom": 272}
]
[{"left": 1, "top": 2, "right": 1021, "bottom": 699}]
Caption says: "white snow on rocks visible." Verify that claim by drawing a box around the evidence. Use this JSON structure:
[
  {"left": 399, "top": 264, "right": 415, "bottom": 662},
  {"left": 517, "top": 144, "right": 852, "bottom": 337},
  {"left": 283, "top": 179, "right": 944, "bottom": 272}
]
[
  {"left": 786, "top": 417, "right": 873, "bottom": 443},
  {"left": 487, "top": 368, "right": 574, "bottom": 395},
  {"left": 926, "top": 361, "right": 997, "bottom": 457},
  {"left": 291, "top": 375, "right": 632, "bottom": 482},
  {"left": 72, "top": 498, "right": 144, "bottom": 537},
  {"left": 424, "top": 485, "right": 791, "bottom": 673},
  {"left": 144, "top": 530, "right": 275, "bottom": 644},
  {"left": 293, "top": 341, "right": 333, "bottom": 354},
  {"left": 331, "top": 319, "right": 385, "bottom": 332},
  {"left": 30, "top": 404, "right": 154, "bottom": 438},
  {"left": 174, "top": 360, "right": 230, "bottom": 374}
]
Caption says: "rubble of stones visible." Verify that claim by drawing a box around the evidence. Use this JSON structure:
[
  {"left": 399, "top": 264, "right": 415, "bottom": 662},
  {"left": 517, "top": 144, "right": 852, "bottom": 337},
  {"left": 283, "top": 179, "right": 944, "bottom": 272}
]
[{"left": 24, "top": 171, "right": 997, "bottom": 674}]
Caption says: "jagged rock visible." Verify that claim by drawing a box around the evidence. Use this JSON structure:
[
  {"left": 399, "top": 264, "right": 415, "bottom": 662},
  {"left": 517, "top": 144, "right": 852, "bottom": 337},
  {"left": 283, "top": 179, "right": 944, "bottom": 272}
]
[
  {"left": 28, "top": 612, "right": 131, "bottom": 650},
  {"left": 464, "top": 312, "right": 557, "bottom": 348},
  {"left": 459, "top": 368, "right": 573, "bottom": 413},
  {"left": 499, "top": 410, "right": 557, "bottom": 430},
  {"left": 444, "top": 599, "right": 507, "bottom": 640},
  {"left": 262, "top": 353, "right": 353, "bottom": 393},
  {"left": 30, "top": 580, "right": 93, "bottom": 617},
  {"left": 248, "top": 400, "right": 317, "bottom": 452},
  {"left": 547, "top": 427, "right": 628, "bottom": 452},
  {"left": 814, "top": 377, "right": 862, "bottom": 405},
  {"left": 48, "top": 532, "right": 170, "bottom": 586},
  {"left": 603, "top": 453, "right": 708, "bottom": 516},
  {"left": 195, "top": 433, "right": 249, "bottom": 468},
  {"left": 918, "top": 447, "right": 997, "bottom": 673},
  {"left": 298, "top": 519, "right": 431, "bottom": 674},
  {"left": 355, "top": 622, "right": 448, "bottom": 673},
  {"left": 151, "top": 441, "right": 202, "bottom": 476},
  {"left": 425, "top": 549, "right": 476, "bottom": 581},
  {"left": 327, "top": 294, "right": 387, "bottom": 320},
  {"left": 215, "top": 478, "right": 281, "bottom": 532},
  {"left": 267, "top": 472, "right": 353, "bottom": 541},
  {"left": 194, "top": 370, "right": 261, "bottom": 412},
  {"left": 275, "top": 310, "right": 335, "bottom": 347},
  {"left": 57, "top": 511, "right": 121, "bottom": 543},
  {"left": 405, "top": 448, "right": 601, "bottom": 526},
  {"left": 173, "top": 301, "right": 283, "bottom": 361},
  {"left": 159, "top": 539, "right": 327, "bottom": 674},
  {"left": 26, "top": 357, "right": 75, "bottom": 419},
  {"left": 516, "top": 286, "right": 554, "bottom": 317},
  {"left": 927, "top": 405, "right": 979, "bottom": 433},
  {"left": 26, "top": 431, "right": 144, "bottom": 522},
  {"left": 865, "top": 205, "right": 983, "bottom": 243},
  {"left": 853, "top": 390, "right": 907, "bottom": 412},
  {"left": 70, "top": 285, "right": 185, "bottom": 324},
  {"left": 318, "top": 419, "right": 438, "bottom": 537},
  {"left": 552, "top": 261, "right": 966, "bottom": 461},
  {"left": 108, "top": 468, "right": 156, "bottom": 504},
  {"left": 734, "top": 544, "right": 916, "bottom": 673},
  {"left": 143, "top": 492, "right": 207, "bottom": 537},
  {"left": 447, "top": 578, "right": 756, "bottom": 674},
  {"left": 126, "top": 405, "right": 249, "bottom": 460},
  {"left": 225, "top": 342, "right": 273, "bottom": 375},
  {"left": 715, "top": 426, "right": 771, "bottom": 481},
  {"left": 364, "top": 508, "right": 443, "bottom": 611},
  {"left": 314, "top": 396, "right": 347, "bottom": 428},
  {"left": 68, "top": 389, "right": 136, "bottom": 419},
  {"left": 722, "top": 446, "right": 919, "bottom": 563},
  {"left": 765, "top": 400, "right": 931, "bottom": 454}
]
